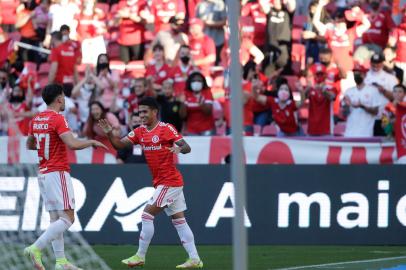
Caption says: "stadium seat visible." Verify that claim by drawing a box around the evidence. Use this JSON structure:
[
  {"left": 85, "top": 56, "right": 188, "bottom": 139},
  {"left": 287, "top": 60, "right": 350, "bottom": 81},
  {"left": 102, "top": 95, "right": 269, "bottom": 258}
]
[
  {"left": 24, "top": 62, "right": 37, "bottom": 72},
  {"left": 38, "top": 75, "right": 48, "bottom": 88},
  {"left": 261, "top": 124, "right": 277, "bottom": 136},
  {"left": 291, "top": 43, "right": 306, "bottom": 75},
  {"left": 291, "top": 28, "right": 303, "bottom": 43},
  {"left": 284, "top": 75, "right": 299, "bottom": 92},
  {"left": 38, "top": 63, "right": 51, "bottom": 74},
  {"left": 126, "top": 61, "right": 146, "bottom": 77},
  {"left": 293, "top": 15, "right": 307, "bottom": 28},
  {"left": 254, "top": 125, "right": 261, "bottom": 136},
  {"left": 298, "top": 107, "right": 309, "bottom": 120},
  {"left": 334, "top": 122, "right": 346, "bottom": 136},
  {"left": 109, "top": 60, "right": 126, "bottom": 76}
]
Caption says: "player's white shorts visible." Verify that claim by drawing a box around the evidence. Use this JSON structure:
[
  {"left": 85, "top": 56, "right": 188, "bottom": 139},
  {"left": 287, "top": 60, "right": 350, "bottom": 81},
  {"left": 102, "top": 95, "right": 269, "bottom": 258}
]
[
  {"left": 148, "top": 185, "right": 187, "bottom": 216},
  {"left": 38, "top": 171, "right": 75, "bottom": 211}
]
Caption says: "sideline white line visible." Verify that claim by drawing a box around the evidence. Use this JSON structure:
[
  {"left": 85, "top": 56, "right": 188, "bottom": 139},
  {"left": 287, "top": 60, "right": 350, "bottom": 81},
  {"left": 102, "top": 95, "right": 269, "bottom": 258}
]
[{"left": 273, "top": 255, "right": 406, "bottom": 270}]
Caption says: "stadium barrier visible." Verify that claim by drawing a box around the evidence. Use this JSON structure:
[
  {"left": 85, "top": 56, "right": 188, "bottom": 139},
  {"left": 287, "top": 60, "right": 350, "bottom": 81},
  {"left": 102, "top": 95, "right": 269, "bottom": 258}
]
[
  {"left": 0, "top": 136, "right": 399, "bottom": 164},
  {"left": 1, "top": 164, "right": 406, "bottom": 245}
]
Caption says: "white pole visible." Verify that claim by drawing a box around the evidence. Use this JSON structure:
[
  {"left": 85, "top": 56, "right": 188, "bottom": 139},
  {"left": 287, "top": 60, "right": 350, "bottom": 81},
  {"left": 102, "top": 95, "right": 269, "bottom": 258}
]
[{"left": 225, "top": 0, "right": 248, "bottom": 269}]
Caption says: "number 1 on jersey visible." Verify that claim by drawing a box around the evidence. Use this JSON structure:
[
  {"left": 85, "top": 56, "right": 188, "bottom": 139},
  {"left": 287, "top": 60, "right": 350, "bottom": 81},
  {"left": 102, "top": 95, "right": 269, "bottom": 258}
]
[{"left": 34, "top": 133, "right": 50, "bottom": 161}]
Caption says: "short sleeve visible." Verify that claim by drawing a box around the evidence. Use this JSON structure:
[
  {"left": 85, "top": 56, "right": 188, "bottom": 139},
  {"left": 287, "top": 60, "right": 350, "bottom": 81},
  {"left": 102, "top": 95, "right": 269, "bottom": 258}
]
[
  {"left": 165, "top": 124, "right": 183, "bottom": 144},
  {"left": 126, "top": 128, "right": 139, "bottom": 144},
  {"left": 55, "top": 114, "right": 71, "bottom": 135}
]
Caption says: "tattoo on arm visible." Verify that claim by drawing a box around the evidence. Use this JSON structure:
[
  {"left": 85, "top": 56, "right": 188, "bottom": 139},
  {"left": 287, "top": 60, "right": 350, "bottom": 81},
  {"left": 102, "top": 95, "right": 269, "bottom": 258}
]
[{"left": 175, "top": 139, "right": 191, "bottom": 154}]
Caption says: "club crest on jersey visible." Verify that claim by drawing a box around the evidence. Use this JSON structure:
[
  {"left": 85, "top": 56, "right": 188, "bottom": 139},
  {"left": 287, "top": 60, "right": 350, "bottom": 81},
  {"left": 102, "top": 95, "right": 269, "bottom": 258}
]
[
  {"left": 128, "top": 131, "right": 135, "bottom": 138},
  {"left": 152, "top": 135, "right": 160, "bottom": 143}
]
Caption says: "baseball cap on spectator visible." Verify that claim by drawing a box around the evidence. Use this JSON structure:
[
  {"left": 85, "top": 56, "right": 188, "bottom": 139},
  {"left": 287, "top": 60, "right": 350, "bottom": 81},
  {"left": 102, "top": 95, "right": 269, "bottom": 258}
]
[
  {"left": 189, "top": 18, "right": 204, "bottom": 28},
  {"left": 345, "top": 6, "right": 364, "bottom": 22},
  {"left": 370, "top": 53, "right": 385, "bottom": 64}
]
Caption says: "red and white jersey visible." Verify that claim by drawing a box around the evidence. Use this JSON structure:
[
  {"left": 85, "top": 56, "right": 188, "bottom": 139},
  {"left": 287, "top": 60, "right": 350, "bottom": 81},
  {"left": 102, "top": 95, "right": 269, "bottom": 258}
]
[
  {"left": 184, "top": 89, "right": 215, "bottom": 134},
  {"left": 171, "top": 64, "right": 196, "bottom": 96},
  {"left": 126, "top": 122, "right": 183, "bottom": 187},
  {"left": 151, "top": 0, "right": 185, "bottom": 32},
  {"left": 266, "top": 97, "right": 298, "bottom": 134},
  {"left": 325, "top": 27, "right": 357, "bottom": 73},
  {"left": 390, "top": 27, "right": 406, "bottom": 63},
  {"left": 117, "top": 0, "right": 148, "bottom": 46},
  {"left": 362, "top": 12, "right": 394, "bottom": 49},
  {"left": 7, "top": 102, "right": 31, "bottom": 136},
  {"left": 50, "top": 41, "right": 77, "bottom": 84},
  {"left": 307, "top": 85, "right": 336, "bottom": 136},
  {"left": 189, "top": 34, "right": 216, "bottom": 76},
  {"left": 29, "top": 110, "right": 71, "bottom": 173},
  {"left": 241, "top": 1, "right": 267, "bottom": 47},
  {"left": 145, "top": 63, "right": 172, "bottom": 86}
]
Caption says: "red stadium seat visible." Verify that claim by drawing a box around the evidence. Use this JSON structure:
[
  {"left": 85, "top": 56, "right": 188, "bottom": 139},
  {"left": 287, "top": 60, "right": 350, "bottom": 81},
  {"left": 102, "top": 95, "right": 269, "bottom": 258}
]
[
  {"left": 38, "top": 75, "right": 48, "bottom": 88},
  {"left": 126, "top": 60, "right": 146, "bottom": 77},
  {"left": 109, "top": 60, "right": 126, "bottom": 74},
  {"left": 284, "top": 75, "right": 299, "bottom": 92},
  {"left": 334, "top": 122, "right": 346, "bottom": 136},
  {"left": 291, "top": 43, "right": 306, "bottom": 75},
  {"left": 291, "top": 28, "right": 303, "bottom": 43},
  {"left": 261, "top": 124, "right": 277, "bottom": 136},
  {"left": 38, "top": 63, "right": 51, "bottom": 74},
  {"left": 298, "top": 107, "right": 309, "bottom": 120},
  {"left": 24, "top": 62, "right": 37, "bottom": 72},
  {"left": 293, "top": 15, "right": 307, "bottom": 28}
]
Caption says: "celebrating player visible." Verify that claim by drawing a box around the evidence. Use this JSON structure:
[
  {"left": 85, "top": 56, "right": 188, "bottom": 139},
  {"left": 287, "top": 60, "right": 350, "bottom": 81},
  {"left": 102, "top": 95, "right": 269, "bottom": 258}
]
[
  {"left": 98, "top": 97, "right": 203, "bottom": 269},
  {"left": 25, "top": 84, "right": 108, "bottom": 270}
]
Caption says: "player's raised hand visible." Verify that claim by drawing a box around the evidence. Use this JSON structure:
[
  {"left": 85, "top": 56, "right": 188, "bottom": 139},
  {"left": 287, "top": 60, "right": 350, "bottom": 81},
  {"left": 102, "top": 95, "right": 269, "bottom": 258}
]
[
  {"left": 90, "top": 140, "right": 109, "bottom": 150},
  {"left": 98, "top": 119, "right": 113, "bottom": 133},
  {"left": 166, "top": 146, "right": 181, "bottom": 154}
]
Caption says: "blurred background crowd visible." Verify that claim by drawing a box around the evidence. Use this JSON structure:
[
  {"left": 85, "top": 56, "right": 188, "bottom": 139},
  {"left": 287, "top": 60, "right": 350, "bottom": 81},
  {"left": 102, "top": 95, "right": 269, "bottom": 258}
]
[{"left": 0, "top": 0, "right": 406, "bottom": 145}]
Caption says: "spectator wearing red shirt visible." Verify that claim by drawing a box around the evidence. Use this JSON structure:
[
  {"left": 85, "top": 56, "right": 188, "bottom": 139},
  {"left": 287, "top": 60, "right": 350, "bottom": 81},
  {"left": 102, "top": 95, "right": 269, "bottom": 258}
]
[
  {"left": 301, "top": 63, "right": 337, "bottom": 136},
  {"left": 48, "top": 31, "right": 79, "bottom": 97},
  {"left": 115, "top": 0, "right": 150, "bottom": 63},
  {"left": 150, "top": 0, "right": 185, "bottom": 33},
  {"left": 60, "top": 24, "right": 82, "bottom": 64},
  {"left": 171, "top": 45, "right": 197, "bottom": 96},
  {"left": 182, "top": 71, "right": 215, "bottom": 135},
  {"left": 76, "top": 0, "right": 107, "bottom": 41},
  {"left": 313, "top": 1, "right": 371, "bottom": 74},
  {"left": 146, "top": 43, "right": 172, "bottom": 93},
  {"left": 188, "top": 18, "right": 216, "bottom": 78},
  {"left": 389, "top": 8, "right": 406, "bottom": 86},
  {"left": 0, "top": 0, "right": 19, "bottom": 32},
  {"left": 254, "top": 80, "right": 303, "bottom": 137},
  {"left": 353, "top": 0, "right": 395, "bottom": 64},
  {"left": 241, "top": 0, "right": 268, "bottom": 50}
]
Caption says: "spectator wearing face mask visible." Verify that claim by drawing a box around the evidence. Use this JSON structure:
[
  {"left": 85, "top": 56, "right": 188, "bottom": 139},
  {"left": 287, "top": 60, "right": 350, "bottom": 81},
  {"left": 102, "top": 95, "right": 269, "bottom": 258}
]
[
  {"left": 343, "top": 65, "right": 380, "bottom": 137},
  {"left": 364, "top": 53, "right": 397, "bottom": 136},
  {"left": 146, "top": 43, "right": 172, "bottom": 92},
  {"left": 156, "top": 78, "right": 185, "bottom": 132},
  {"left": 150, "top": 16, "right": 188, "bottom": 65},
  {"left": 60, "top": 24, "right": 82, "bottom": 64},
  {"left": 299, "top": 63, "right": 337, "bottom": 136},
  {"left": 171, "top": 45, "right": 197, "bottom": 96},
  {"left": 48, "top": 31, "right": 79, "bottom": 95},
  {"left": 253, "top": 79, "right": 303, "bottom": 137},
  {"left": 182, "top": 71, "right": 215, "bottom": 135},
  {"left": 116, "top": 112, "right": 146, "bottom": 163},
  {"left": 93, "top": 53, "right": 119, "bottom": 110}
]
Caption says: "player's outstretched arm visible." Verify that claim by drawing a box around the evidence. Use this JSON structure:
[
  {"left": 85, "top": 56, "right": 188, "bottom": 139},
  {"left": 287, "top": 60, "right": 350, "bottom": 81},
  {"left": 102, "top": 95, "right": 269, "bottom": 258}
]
[
  {"left": 60, "top": 132, "right": 109, "bottom": 150},
  {"left": 167, "top": 139, "right": 191, "bottom": 154},
  {"left": 98, "top": 119, "right": 133, "bottom": 150},
  {"left": 26, "top": 135, "right": 37, "bottom": 150}
]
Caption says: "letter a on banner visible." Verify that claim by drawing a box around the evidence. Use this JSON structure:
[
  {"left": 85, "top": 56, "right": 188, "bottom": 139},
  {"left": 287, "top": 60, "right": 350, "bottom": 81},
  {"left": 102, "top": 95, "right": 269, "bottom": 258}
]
[{"left": 395, "top": 103, "right": 406, "bottom": 163}]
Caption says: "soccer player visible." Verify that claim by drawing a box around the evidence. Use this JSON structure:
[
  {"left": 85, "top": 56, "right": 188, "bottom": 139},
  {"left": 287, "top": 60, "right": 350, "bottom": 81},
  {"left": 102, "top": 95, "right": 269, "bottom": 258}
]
[
  {"left": 24, "top": 84, "right": 108, "bottom": 270},
  {"left": 98, "top": 97, "right": 203, "bottom": 269}
]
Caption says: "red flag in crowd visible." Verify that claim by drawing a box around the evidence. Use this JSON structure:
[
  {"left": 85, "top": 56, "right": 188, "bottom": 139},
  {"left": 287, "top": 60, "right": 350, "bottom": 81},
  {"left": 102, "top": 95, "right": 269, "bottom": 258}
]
[
  {"left": 0, "top": 39, "right": 14, "bottom": 66},
  {"left": 395, "top": 103, "right": 406, "bottom": 160}
]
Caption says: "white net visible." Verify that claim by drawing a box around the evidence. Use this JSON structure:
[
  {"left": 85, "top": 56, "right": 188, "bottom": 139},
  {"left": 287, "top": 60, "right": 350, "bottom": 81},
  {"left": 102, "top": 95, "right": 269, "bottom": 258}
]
[{"left": 0, "top": 136, "right": 111, "bottom": 270}]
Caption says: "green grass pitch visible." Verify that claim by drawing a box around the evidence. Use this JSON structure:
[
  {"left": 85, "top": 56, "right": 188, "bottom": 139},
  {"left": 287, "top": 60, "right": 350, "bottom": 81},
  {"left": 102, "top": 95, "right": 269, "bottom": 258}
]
[{"left": 93, "top": 245, "right": 406, "bottom": 270}]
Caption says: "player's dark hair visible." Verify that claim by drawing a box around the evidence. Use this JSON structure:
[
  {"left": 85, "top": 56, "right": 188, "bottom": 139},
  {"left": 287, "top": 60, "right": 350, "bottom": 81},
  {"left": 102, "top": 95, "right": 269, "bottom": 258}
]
[
  {"left": 394, "top": 84, "right": 406, "bottom": 93},
  {"left": 42, "top": 83, "right": 64, "bottom": 105},
  {"left": 138, "top": 97, "right": 160, "bottom": 112},
  {"left": 152, "top": 43, "right": 164, "bottom": 52}
]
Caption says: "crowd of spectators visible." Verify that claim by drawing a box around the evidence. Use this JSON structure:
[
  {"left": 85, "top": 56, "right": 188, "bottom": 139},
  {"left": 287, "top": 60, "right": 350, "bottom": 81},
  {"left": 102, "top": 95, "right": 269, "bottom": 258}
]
[{"left": 0, "top": 0, "right": 406, "bottom": 146}]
